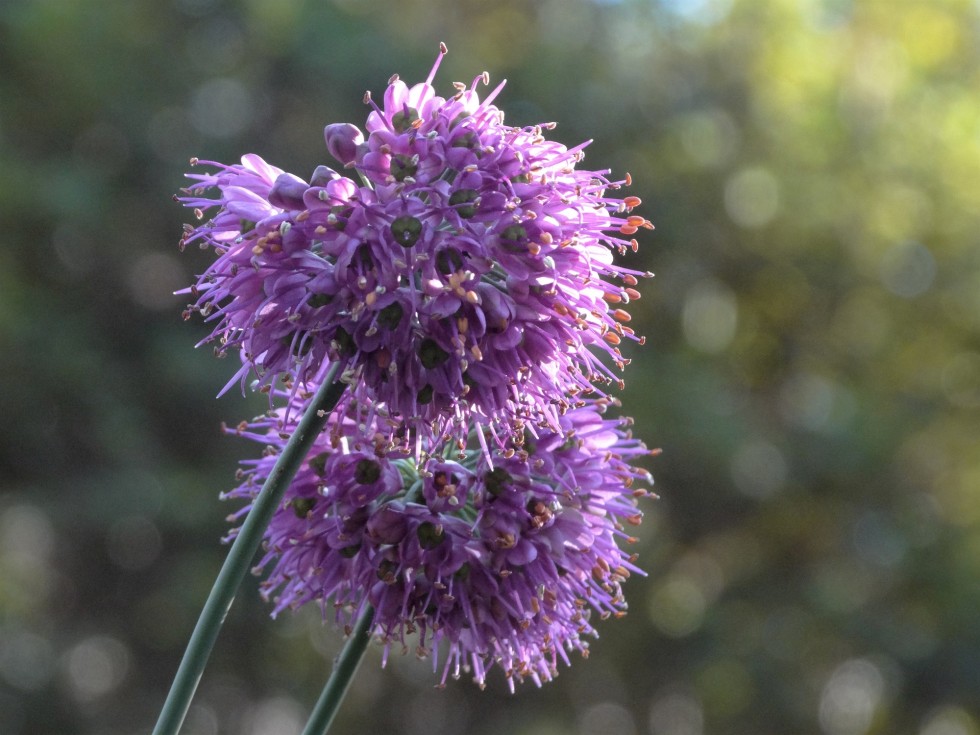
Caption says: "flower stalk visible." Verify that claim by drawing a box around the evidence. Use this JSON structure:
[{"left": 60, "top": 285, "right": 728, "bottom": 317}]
[
  {"left": 300, "top": 604, "right": 376, "bottom": 735},
  {"left": 152, "top": 365, "right": 346, "bottom": 735}
]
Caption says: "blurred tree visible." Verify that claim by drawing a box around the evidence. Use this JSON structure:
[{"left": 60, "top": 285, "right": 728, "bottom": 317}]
[{"left": 1, "top": 0, "right": 979, "bottom": 733}]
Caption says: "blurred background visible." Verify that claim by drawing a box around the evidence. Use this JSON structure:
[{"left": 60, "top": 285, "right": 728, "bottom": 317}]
[{"left": 2, "top": 0, "right": 980, "bottom": 733}]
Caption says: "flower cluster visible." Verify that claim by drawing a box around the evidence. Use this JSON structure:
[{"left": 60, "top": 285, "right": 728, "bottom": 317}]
[
  {"left": 179, "top": 45, "right": 652, "bottom": 449},
  {"left": 181, "top": 46, "right": 655, "bottom": 688},
  {"left": 225, "top": 393, "right": 653, "bottom": 688}
]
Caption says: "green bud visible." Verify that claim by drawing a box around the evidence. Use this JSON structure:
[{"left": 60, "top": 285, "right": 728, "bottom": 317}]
[
  {"left": 391, "top": 215, "right": 423, "bottom": 248},
  {"left": 333, "top": 326, "right": 356, "bottom": 357},
  {"left": 419, "top": 338, "right": 450, "bottom": 369},
  {"left": 339, "top": 544, "right": 361, "bottom": 558},
  {"left": 449, "top": 188, "right": 479, "bottom": 218},
  {"left": 308, "top": 292, "right": 331, "bottom": 308},
  {"left": 309, "top": 452, "right": 329, "bottom": 476},
  {"left": 392, "top": 107, "right": 420, "bottom": 133},
  {"left": 356, "top": 243, "right": 373, "bottom": 268},
  {"left": 291, "top": 496, "right": 317, "bottom": 518},
  {"left": 484, "top": 467, "right": 512, "bottom": 497},
  {"left": 501, "top": 224, "right": 527, "bottom": 242},
  {"left": 452, "top": 130, "right": 478, "bottom": 149},
  {"left": 377, "top": 302, "right": 404, "bottom": 330},
  {"left": 521, "top": 429, "right": 537, "bottom": 456},
  {"left": 354, "top": 458, "right": 382, "bottom": 485},
  {"left": 436, "top": 248, "right": 464, "bottom": 274},
  {"left": 417, "top": 521, "right": 446, "bottom": 549},
  {"left": 391, "top": 154, "right": 418, "bottom": 182},
  {"left": 377, "top": 558, "right": 398, "bottom": 582}
]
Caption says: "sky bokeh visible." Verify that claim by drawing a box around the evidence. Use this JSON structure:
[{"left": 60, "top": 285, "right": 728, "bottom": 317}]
[{"left": 2, "top": 0, "right": 980, "bottom": 733}]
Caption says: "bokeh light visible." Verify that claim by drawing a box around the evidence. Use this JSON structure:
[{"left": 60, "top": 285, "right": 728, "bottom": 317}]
[{"left": 3, "top": 0, "right": 980, "bottom": 732}]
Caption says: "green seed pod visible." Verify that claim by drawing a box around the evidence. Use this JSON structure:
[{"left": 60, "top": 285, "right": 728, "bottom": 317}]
[
  {"left": 391, "top": 215, "right": 423, "bottom": 248},
  {"left": 291, "top": 496, "right": 317, "bottom": 518},
  {"left": 449, "top": 188, "right": 480, "bottom": 218},
  {"left": 417, "top": 521, "right": 446, "bottom": 549},
  {"left": 419, "top": 338, "right": 450, "bottom": 369},
  {"left": 354, "top": 458, "right": 382, "bottom": 485}
]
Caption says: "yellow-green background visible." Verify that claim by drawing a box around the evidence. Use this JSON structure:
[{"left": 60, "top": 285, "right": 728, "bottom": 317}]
[{"left": 2, "top": 0, "right": 980, "bottom": 733}]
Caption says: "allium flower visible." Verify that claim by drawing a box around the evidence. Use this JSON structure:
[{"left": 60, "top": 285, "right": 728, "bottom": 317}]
[
  {"left": 224, "top": 392, "right": 655, "bottom": 689},
  {"left": 179, "top": 45, "right": 652, "bottom": 448}
]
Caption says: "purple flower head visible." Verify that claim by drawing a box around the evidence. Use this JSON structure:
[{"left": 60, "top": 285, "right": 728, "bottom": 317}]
[
  {"left": 224, "top": 391, "right": 656, "bottom": 689},
  {"left": 179, "top": 44, "right": 652, "bottom": 450}
]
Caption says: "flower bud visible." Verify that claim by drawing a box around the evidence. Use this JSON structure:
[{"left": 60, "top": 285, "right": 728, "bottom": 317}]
[
  {"left": 309, "top": 165, "right": 341, "bottom": 187},
  {"left": 324, "top": 123, "right": 364, "bottom": 167},
  {"left": 268, "top": 173, "right": 308, "bottom": 210}
]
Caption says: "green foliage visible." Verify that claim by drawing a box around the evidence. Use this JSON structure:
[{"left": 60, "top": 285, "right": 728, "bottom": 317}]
[{"left": 2, "top": 0, "right": 979, "bottom": 733}]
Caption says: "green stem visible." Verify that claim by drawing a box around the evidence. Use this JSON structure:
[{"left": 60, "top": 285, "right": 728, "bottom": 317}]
[
  {"left": 300, "top": 482, "right": 423, "bottom": 735},
  {"left": 300, "top": 605, "right": 376, "bottom": 735},
  {"left": 153, "top": 365, "right": 346, "bottom": 735}
]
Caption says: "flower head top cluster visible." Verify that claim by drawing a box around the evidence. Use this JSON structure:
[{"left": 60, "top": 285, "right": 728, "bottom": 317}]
[
  {"left": 180, "top": 45, "right": 652, "bottom": 450},
  {"left": 180, "top": 46, "right": 656, "bottom": 689},
  {"left": 225, "top": 391, "right": 653, "bottom": 689}
]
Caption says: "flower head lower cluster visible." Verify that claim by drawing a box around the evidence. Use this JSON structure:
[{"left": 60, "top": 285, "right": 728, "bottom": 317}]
[
  {"left": 181, "top": 46, "right": 656, "bottom": 689},
  {"left": 179, "top": 46, "right": 652, "bottom": 449},
  {"left": 225, "top": 392, "right": 653, "bottom": 689}
]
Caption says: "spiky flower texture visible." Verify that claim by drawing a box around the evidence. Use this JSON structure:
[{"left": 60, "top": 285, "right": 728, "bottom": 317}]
[
  {"left": 180, "top": 46, "right": 656, "bottom": 689},
  {"left": 180, "top": 45, "right": 652, "bottom": 450},
  {"left": 226, "top": 393, "right": 653, "bottom": 689}
]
